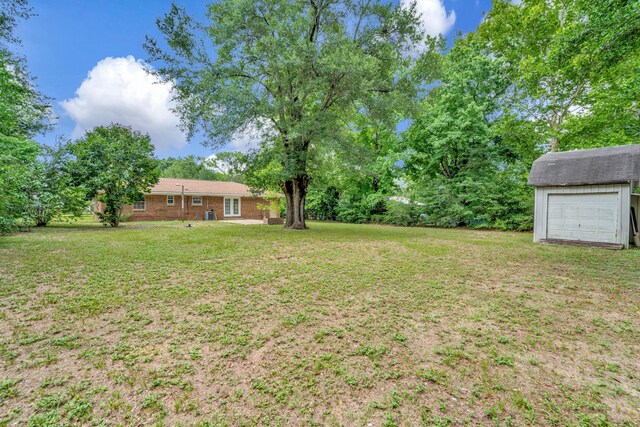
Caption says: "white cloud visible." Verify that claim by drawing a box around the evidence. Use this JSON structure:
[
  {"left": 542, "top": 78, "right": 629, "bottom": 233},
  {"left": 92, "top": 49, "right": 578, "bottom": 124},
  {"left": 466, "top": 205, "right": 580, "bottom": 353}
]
[
  {"left": 404, "top": 0, "right": 456, "bottom": 36},
  {"left": 60, "top": 56, "right": 186, "bottom": 153}
]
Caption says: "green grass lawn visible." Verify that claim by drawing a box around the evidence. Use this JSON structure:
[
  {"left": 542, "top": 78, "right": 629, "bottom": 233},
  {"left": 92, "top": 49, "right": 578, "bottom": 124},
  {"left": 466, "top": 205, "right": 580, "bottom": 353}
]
[{"left": 0, "top": 221, "right": 639, "bottom": 426}]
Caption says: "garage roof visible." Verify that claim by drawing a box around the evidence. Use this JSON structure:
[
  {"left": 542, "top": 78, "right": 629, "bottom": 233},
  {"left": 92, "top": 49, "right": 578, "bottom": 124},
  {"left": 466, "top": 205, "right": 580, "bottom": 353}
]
[{"left": 528, "top": 144, "right": 640, "bottom": 186}]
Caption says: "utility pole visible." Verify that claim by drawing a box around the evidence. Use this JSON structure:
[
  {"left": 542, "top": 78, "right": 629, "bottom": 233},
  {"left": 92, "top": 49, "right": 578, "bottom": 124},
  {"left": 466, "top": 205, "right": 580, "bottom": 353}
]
[{"left": 176, "top": 183, "right": 188, "bottom": 222}]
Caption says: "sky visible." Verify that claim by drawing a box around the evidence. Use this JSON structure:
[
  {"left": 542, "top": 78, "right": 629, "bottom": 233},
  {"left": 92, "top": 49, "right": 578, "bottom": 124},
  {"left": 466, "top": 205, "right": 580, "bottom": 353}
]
[{"left": 15, "top": 0, "right": 493, "bottom": 159}]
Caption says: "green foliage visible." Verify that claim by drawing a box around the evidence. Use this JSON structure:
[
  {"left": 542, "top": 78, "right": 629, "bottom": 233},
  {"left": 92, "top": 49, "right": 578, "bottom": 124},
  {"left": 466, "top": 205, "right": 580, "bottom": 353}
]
[
  {"left": 259, "top": 1, "right": 636, "bottom": 231},
  {"left": 410, "top": 171, "right": 533, "bottom": 231},
  {"left": 208, "top": 151, "right": 248, "bottom": 183},
  {"left": 404, "top": 35, "right": 509, "bottom": 179},
  {"left": 68, "top": 124, "right": 160, "bottom": 227},
  {"left": 255, "top": 190, "right": 283, "bottom": 215},
  {"left": 0, "top": 1, "right": 51, "bottom": 140},
  {"left": 31, "top": 143, "right": 88, "bottom": 227},
  {"left": 402, "top": 35, "right": 534, "bottom": 230},
  {"left": 306, "top": 186, "right": 340, "bottom": 221},
  {"left": 0, "top": 1, "right": 56, "bottom": 234},
  {"left": 241, "top": 149, "right": 284, "bottom": 193},
  {"left": 159, "top": 155, "right": 221, "bottom": 181},
  {"left": 0, "top": 1, "right": 33, "bottom": 45},
  {"left": 305, "top": 120, "right": 405, "bottom": 224},
  {"left": 335, "top": 192, "right": 386, "bottom": 224},
  {"left": 562, "top": 54, "right": 640, "bottom": 149},
  {"left": 0, "top": 134, "right": 39, "bottom": 233},
  {"left": 0, "top": 50, "right": 51, "bottom": 139},
  {"left": 396, "top": 0, "right": 638, "bottom": 231},
  {"left": 478, "top": 0, "right": 640, "bottom": 152},
  {"left": 4, "top": 1, "right": 634, "bottom": 235},
  {"left": 380, "top": 200, "right": 428, "bottom": 227},
  {"left": 146, "top": 0, "right": 428, "bottom": 228}
]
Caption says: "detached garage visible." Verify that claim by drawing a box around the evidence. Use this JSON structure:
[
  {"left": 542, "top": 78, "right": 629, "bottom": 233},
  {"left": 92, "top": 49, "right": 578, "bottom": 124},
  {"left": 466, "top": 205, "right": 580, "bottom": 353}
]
[{"left": 528, "top": 145, "right": 640, "bottom": 249}]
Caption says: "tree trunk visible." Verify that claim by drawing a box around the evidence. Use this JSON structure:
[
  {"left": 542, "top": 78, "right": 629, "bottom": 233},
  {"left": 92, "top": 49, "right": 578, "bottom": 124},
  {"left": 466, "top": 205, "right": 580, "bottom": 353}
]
[
  {"left": 281, "top": 175, "right": 308, "bottom": 229},
  {"left": 111, "top": 205, "right": 121, "bottom": 227},
  {"left": 372, "top": 128, "right": 380, "bottom": 192},
  {"left": 550, "top": 136, "right": 559, "bottom": 152}
]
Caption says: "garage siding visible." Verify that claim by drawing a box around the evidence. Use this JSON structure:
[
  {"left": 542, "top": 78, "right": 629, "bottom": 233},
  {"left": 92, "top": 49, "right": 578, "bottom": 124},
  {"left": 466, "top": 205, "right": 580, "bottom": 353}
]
[
  {"left": 632, "top": 182, "right": 640, "bottom": 240},
  {"left": 533, "top": 184, "right": 631, "bottom": 248}
]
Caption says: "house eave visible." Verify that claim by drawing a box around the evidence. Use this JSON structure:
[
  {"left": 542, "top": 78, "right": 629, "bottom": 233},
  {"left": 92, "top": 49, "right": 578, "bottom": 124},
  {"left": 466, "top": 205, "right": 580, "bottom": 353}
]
[{"left": 147, "top": 192, "right": 262, "bottom": 197}]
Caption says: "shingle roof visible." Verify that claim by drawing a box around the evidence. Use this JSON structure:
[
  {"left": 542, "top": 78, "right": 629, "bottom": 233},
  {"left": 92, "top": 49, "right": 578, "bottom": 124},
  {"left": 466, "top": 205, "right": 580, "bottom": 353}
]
[
  {"left": 528, "top": 144, "right": 640, "bottom": 187},
  {"left": 148, "top": 178, "right": 257, "bottom": 196}
]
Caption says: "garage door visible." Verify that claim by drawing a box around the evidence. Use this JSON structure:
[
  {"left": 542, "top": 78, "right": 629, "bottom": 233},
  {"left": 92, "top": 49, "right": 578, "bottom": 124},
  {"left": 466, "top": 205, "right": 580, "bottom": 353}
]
[{"left": 547, "top": 193, "right": 619, "bottom": 243}]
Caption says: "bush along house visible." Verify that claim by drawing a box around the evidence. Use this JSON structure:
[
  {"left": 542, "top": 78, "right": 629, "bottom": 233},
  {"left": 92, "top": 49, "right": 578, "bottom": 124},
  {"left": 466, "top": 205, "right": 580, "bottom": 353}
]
[{"left": 94, "top": 178, "right": 280, "bottom": 222}]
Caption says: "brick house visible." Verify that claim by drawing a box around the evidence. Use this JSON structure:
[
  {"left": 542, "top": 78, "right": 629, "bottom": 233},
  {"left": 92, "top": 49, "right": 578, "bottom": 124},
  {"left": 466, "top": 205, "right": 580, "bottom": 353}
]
[{"left": 94, "top": 178, "right": 276, "bottom": 222}]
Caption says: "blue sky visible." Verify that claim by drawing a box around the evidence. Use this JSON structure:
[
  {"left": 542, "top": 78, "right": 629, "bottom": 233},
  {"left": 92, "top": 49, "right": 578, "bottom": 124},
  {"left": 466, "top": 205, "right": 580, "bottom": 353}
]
[{"left": 16, "top": 0, "right": 492, "bottom": 159}]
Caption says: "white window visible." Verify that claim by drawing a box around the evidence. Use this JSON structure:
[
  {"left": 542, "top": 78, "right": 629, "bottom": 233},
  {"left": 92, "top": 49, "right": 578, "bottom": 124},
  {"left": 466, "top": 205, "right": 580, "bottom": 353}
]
[
  {"left": 192, "top": 196, "right": 202, "bottom": 206},
  {"left": 133, "top": 200, "right": 145, "bottom": 211},
  {"left": 224, "top": 197, "right": 241, "bottom": 216},
  {"left": 167, "top": 195, "right": 174, "bottom": 206}
]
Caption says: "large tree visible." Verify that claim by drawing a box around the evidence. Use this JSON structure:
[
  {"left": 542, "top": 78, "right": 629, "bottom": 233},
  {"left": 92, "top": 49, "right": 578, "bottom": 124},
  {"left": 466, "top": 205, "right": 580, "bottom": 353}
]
[
  {"left": 404, "top": 35, "right": 509, "bottom": 178},
  {"left": 1, "top": 1, "right": 32, "bottom": 44},
  {"left": 561, "top": 52, "right": 640, "bottom": 150},
  {"left": 478, "top": 0, "right": 640, "bottom": 152},
  {"left": 0, "top": 0, "right": 52, "bottom": 233},
  {"left": 207, "top": 151, "right": 249, "bottom": 183},
  {"left": 403, "top": 35, "right": 534, "bottom": 229},
  {"left": 146, "top": 0, "right": 425, "bottom": 229},
  {"left": 0, "top": 0, "right": 50, "bottom": 139},
  {"left": 68, "top": 124, "right": 160, "bottom": 227},
  {"left": 159, "top": 155, "right": 221, "bottom": 181}
]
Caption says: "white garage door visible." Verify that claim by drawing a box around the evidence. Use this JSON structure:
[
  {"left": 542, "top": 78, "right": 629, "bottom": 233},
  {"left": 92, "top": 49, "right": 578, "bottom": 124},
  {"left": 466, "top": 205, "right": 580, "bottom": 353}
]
[{"left": 547, "top": 193, "right": 619, "bottom": 243}]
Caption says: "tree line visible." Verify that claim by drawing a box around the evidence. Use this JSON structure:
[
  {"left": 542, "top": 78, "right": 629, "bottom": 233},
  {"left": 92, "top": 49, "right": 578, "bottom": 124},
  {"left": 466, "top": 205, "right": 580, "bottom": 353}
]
[
  {"left": 147, "top": 0, "right": 639, "bottom": 230},
  {"left": 2, "top": 0, "right": 638, "bottom": 233},
  {"left": 0, "top": 2, "right": 161, "bottom": 230},
  {"left": 0, "top": 1, "right": 243, "bottom": 232}
]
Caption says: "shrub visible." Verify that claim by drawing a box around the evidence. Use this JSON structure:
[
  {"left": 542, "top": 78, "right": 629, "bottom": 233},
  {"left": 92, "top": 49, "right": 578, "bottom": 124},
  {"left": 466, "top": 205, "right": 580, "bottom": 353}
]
[
  {"left": 335, "top": 192, "right": 386, "bottom": 224},
  {"left": 306, "top": 186, "right": 340, "bottom": 220},
  {"left": 381, "top": 200, "right": 428, "bottom": 226},
  {"left": 0, "top": 136, "right": 40, "bottom": 234},
  {"left": 412, "top": 171, "right": 533, "bottom": 230}
]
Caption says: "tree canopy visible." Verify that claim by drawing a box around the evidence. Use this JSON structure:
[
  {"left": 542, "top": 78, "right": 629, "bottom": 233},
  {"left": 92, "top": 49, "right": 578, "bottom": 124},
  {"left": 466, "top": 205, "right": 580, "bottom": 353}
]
[
  {"left": 478, "top": 0, "right": 640, "bottom": 152},
  {"left": 0, "top": 0, "right": 53, "bottom": 233},
  {"left": 32, "top": 143, "right": 88, "bottom": 227},
  {"left": 68, "top": 124, "right": 160, "bottom": 227},
  {"left": 304, "top": 0, "right": 638, "bottom": 230},
  {"left": 146, "top": 0, "right": 429, "bottom": 228},
  {"left": 159, "top": 155, "right": 222, "bottom": 181},
  {"left": 3, "top": 0, "right": 637, "bottom": 233}
]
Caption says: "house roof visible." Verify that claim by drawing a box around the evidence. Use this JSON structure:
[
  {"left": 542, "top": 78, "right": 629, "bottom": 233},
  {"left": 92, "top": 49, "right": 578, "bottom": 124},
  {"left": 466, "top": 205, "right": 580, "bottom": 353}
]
[
  {"left": 528, "top": 144, "right": 640, "bottom": 187},
  {"left": 148, "top": 178, "right": 257, "bottom": 196}
]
